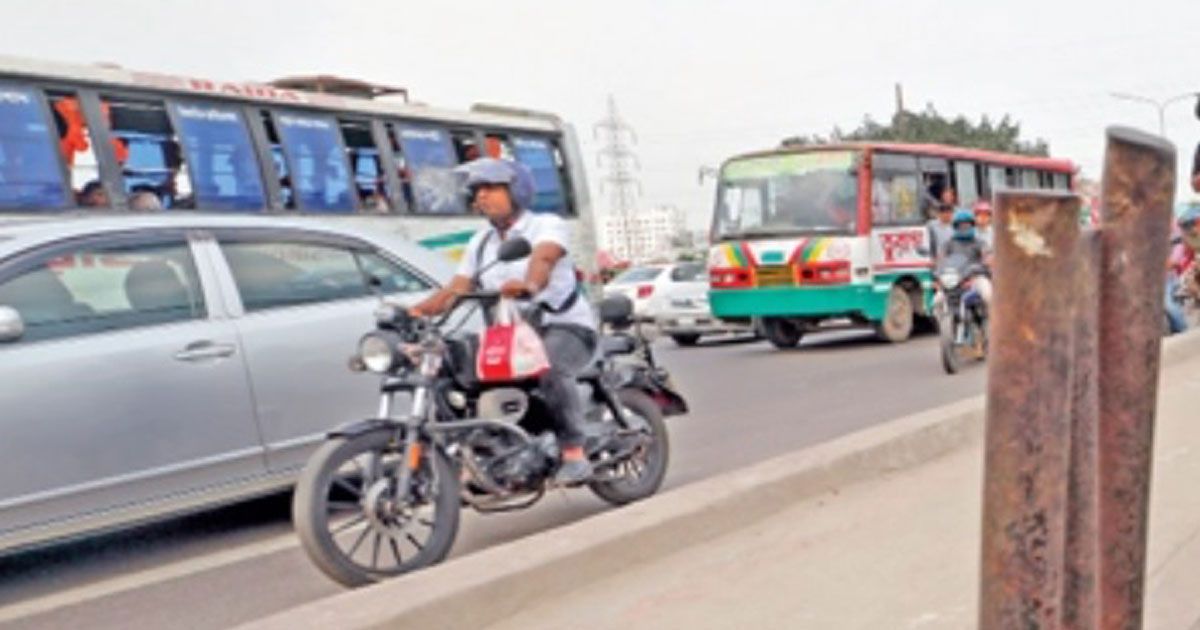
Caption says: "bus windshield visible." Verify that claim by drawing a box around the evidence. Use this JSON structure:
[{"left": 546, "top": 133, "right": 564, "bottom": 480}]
[{"left": 715, "top": 150, "right": 859, "bottom": 239}]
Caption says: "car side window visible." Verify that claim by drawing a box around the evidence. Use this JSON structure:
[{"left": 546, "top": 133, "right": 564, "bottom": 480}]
[
  {"left": 0, "top": 240, "right": 205, "bottom": 342},
  {"left": 355, "top": 251, "right": 432, "bottom": 295},
  {"left": 221, "top": 240, "right": 377, "bottom": 312}
]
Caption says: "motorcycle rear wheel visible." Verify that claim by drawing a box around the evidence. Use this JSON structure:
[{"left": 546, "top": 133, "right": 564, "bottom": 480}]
[
  {"left": 293, "top": 430, "right": 460, "bottom": 587},
  {"left": 589, "top": 389, "right": 670, "bottom": 506}
]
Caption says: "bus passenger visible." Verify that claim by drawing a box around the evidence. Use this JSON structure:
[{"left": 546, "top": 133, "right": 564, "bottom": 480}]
[
  {"left": 129, "top": 189, "right": 163, "bottom": 212},
  {"left": 78, "top": 180, "right": 108, "bottom": 207},
  {"left": 973, "top": 200, "right": 994, "bottom": 256}
]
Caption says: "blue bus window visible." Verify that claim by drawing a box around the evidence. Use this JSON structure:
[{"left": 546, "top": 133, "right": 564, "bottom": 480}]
[
  {"left": 512, "top": 136, "right": 568, "bottom": 215},
  {"left": 101, "top": 97, "right": 192, "bottom": 210},
  {"left": 171, "top": 103, "right": 265, "bottom": 211},
  {"left": 394, "top": 124, "right": 463, "bottom": 215},
  {"left": 339, "top": 119, "right": 389, "bottom": 213},
  {"left": 274, "top": 113, "right": 354, "bottom": 213},
  {"left": 0, "top": 85, "right": 68, "bottom": 210}
]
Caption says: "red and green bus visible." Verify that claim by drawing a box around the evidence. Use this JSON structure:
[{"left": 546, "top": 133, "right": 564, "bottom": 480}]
[{"left": 707, "top": 142, "right": 1076, "bottom": 349}]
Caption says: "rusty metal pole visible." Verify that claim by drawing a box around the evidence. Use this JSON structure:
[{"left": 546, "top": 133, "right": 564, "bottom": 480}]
[
  {"left": 981, "top": 191, "right": 1082, "bottom": 629},
  {"left": 1063, "top": 229, "right": 1101, "bottom": 629},
  {"left": 1095, "top": 127, "right": 1176, "bottom": 629}
]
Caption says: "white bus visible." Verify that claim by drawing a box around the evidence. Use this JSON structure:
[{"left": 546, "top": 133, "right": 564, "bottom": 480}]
[{"left": 0, "top": 55, "right": 597, "bottom": 270}]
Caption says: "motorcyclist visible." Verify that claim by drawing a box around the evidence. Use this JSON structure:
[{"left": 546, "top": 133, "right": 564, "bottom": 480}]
[
  {"left": 408, "top": 157, "right": 598, "bottom": 485},
  {"left": 1173, "top": 205, "right": 1200, "bottom": 303},
  {"left": 938, "top": 209, "right": 993, "bottom": 309}
]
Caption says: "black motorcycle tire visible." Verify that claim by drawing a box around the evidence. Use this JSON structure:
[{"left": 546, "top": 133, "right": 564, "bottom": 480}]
[
  {"left": 589, "top": 389, "right": 670, "bottom": 506},
  {"left": 293, "top": 430, "right": 460, "bottom": 588},
  {"left": 940, "top": 327, "right": 961, "bottom": 375}
]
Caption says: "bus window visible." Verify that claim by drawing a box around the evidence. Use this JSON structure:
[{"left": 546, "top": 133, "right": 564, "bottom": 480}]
[
  {"left": 1053, "top": 172, "right": 1070, "bottom": 191},
  {"left": 391, "top": 123, "right": 464, "bottom": 215},
  {"left": 46, "top": 91, "right": 102, "bottom": 204},
  {"left": 273, "top": 112, "right": 355, "bottom": 213},
  {"left": 512, "top": 136, "right": 570, "bottom": 215},
  {"left": 1004, "top": 167, "right": 1021, "bottom": 189},
  {"left": 258, "top": 112, "right": 292, "bottom": 209},
  {"left": 338, "top": 119, "right": 390, "bottom": 213},
  {"left": 871, "top": 153, "right": 921, "bottom": 226},
  {"left": 1022, "top": 169, "right": 1039, "bottom": 189},
  {"left": 100, "top": 95, "right": 192, "bottom": 210},
  {"left": 0, "top": 83, "right": 69, "bottom": 210},
  {"left": 170, "top": 102, "right": 265, "bottom": 211},
  {"left": 988, "top": 165, "right": 1007, "bottom": 193},
  {"left": 952, "top": 160, "right": 979, "bottom": 207},
  {"left": 450, "top": 129, "right": 487, "bottom": 162}
]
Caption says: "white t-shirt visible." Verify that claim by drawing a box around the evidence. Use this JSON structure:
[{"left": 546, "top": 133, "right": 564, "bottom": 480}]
[{"left": 456, "top": 212, "right": 596, "bottom": 330}]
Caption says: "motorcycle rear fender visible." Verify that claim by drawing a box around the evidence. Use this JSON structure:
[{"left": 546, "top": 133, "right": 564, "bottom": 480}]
[{"left": 624, "top": 371, "right": 690, "bottom": 417}]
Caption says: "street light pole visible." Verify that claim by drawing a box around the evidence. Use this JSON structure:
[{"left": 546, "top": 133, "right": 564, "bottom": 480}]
[{"left": 1109, "top": 91, "right": 1196, "bottom": 136}]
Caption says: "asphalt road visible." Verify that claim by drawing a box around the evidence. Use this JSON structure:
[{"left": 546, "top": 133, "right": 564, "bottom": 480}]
[{"left": 0, "top": 329, "right": 986, "bottom": 629}]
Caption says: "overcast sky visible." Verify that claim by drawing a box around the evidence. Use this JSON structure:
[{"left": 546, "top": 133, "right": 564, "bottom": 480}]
[{"left": 4, "top": 0, "right": 1199, "bottom": 228}]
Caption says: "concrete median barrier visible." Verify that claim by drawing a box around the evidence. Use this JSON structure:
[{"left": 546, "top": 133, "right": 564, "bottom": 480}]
[{"left": 240, "top": 330, "right": 1200, "bottom": 630}]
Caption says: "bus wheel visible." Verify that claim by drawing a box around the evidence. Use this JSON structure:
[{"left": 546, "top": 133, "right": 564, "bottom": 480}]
[
  {"left": 876, "top": 285, "right": 914, "bottom": 343},
  {"left": 762, "top": 318, "right": 803, "bottom": 349}
]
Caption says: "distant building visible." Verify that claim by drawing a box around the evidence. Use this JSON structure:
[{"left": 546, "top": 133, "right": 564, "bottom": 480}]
[{"left": 601, "top": 204, "right": 687, "bottom": 263}]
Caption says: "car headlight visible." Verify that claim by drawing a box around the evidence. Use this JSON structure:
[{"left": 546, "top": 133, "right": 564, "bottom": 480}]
[
  {"left": 358, "top": 332, "right": 401, "bottom": 373},
  {"left": 939, "top": 270, "right": 961, "bottom": 290}
]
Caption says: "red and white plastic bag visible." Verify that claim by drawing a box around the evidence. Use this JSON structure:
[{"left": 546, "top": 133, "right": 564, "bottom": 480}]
[{"left": 476, "top": 298, "right": 551, "bottom": 382}]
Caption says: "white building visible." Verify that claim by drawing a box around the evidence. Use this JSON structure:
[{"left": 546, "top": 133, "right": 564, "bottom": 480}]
[{"left": 601, "top": 205, "right": 686, "bottom": 263}]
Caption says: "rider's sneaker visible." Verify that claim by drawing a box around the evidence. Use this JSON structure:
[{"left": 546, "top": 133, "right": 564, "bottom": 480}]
[{"left": 554, "top": 458, "right": 593, "bottom": 486}]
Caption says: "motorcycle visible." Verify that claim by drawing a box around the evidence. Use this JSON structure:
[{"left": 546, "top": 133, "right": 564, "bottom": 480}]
[
  {"left": 292, "top": 237, "right": 685, "bottom": 587},
  {"left": 935, "top": 252, "right": 989, "bottom": 374}
]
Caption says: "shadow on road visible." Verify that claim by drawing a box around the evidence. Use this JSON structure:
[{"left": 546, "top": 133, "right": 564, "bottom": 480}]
[{"left": 0, "top": 491, "right": 292, "bottom": 593}]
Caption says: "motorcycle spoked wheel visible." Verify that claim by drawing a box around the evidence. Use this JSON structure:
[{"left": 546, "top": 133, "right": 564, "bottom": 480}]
[
  {"left": 293, "top": 430, "right": 460, "bottom": 588},
  {"left": 589, "top": 389, "right": 670, "bottom": 506}
]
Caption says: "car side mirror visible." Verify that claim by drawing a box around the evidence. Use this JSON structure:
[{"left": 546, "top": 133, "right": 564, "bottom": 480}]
[
  {"left": 498, "top": 237, "right": 532, "bottom": 263},
  {"left": 0, "top": 306, "right": 25, "bottom": 342}
]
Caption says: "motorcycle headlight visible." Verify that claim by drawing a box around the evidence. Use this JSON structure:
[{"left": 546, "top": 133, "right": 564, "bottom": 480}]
[
  {"left": 358, "top": 331, "right": 402, "bottom": 373},
  {"left": 939, "top": 270, "right": 961, "bottom": 290}
]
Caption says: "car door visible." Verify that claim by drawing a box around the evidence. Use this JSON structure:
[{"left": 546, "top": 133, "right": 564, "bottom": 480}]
[
  {"left": 0, "top": 231, "right": 265, "bottom": 539},
  {"left": 209, "top": 229, "right": 435, "bottom": 473}
]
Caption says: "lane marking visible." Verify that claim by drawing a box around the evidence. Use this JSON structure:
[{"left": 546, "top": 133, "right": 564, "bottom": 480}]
[{"left": 0, "top": 533, "right": 299, "bottom": 624}]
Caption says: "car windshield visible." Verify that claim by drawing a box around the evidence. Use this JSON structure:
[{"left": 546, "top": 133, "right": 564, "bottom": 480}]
[
  {"left": 611, "top": 266, "right": 663, "bottom": 284},
  {"left": 715, "top": 150, "right": 860, "bottom": 239}
]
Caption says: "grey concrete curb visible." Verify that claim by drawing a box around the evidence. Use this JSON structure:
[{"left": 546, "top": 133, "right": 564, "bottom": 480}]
[{"left": 240, "top": 330, "right": 1200, "bottom": 630}]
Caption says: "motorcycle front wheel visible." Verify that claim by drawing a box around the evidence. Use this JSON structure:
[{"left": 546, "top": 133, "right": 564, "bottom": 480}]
[
  {"left": 292, "top": 429, "right": 460, "bottom": 587},
  {"left": 940, "top": 326, "right": 961, "bottom": 375}
]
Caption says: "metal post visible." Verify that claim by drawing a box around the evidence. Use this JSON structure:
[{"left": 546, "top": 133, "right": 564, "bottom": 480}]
[
  {"left": 1063, "top": 230, "right": 1101, "bottom": 629},
  {"left": 1095, "top": 127, "right": 1176, "bottom": 629},
  {"left": 980, "top": 191, "right": 1082, "bottom": 629}
]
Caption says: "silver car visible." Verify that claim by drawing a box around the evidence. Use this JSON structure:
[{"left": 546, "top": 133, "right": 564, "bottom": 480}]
[{"left": 0, "top": 215, "right": 452, "bottom": 553}]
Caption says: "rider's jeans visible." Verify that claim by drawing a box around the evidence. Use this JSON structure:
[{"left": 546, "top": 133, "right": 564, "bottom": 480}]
[
  {"left": 1166, "top": 274, "right": 1188, "bottom": 334},
  {"left": 538, "top": 325, "right": 598, "bottom": 448},
  {"left": 973, "top": 276, "right": 993, "bottom": 307}
]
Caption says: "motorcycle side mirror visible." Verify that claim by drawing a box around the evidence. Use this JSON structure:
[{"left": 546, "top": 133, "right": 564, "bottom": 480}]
[{"left": 497, "top": 237, "right": 532, "bottom": 263}]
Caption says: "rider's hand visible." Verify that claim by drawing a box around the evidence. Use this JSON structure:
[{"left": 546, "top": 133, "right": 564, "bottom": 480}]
[{"left": 500, "top": 279, "right": 536, "bottom": 298}]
